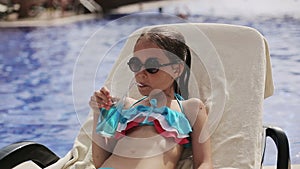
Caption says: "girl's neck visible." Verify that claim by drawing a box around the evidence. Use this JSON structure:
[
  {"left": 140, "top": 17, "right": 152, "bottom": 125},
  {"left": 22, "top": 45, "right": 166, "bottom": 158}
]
[{"left": 147, "top": 89, "right": 175, "bottom": 107}]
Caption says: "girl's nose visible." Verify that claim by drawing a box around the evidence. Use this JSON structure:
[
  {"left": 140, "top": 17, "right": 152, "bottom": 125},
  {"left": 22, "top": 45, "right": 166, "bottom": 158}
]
[{"left": 135, "top": 69, "right": 148, "bottom": 78}]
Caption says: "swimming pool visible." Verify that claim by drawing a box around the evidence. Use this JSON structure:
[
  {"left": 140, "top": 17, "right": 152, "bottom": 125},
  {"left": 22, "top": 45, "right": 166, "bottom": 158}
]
[{"left": 0, "top": 10, "right": 299, "bottom": 166}]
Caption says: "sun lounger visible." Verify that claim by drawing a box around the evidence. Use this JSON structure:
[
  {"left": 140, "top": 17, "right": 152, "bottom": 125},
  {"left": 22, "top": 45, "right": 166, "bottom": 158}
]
[{"left": 0, "top": 23, "right": 290, "bottom": 169}]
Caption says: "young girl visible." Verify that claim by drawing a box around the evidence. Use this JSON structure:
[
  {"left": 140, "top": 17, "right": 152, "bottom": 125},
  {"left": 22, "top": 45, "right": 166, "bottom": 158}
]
[{"left": 89, "top": 26, "right": 213, "bottom": 169}]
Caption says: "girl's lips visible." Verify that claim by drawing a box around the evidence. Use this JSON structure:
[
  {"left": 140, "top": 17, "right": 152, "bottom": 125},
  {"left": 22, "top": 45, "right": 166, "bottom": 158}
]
[{"left": 136, "top": 82, "right": 148, "bottom": 88}]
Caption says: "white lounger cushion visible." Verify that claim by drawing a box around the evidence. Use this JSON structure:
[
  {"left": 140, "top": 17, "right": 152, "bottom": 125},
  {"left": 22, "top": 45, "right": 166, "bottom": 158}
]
[
  {"left": 103, "top": 23, "right": 273, "bottom": 169},
  {"left": 14, "top": 23, "right": 272, "bottom": 169}
]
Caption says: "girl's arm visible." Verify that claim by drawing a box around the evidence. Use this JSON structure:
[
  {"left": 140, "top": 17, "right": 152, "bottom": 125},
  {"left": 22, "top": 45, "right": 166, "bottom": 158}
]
[
  {"left": 89, "top": 87, "right": 136, "bottom": 167},
  {"left": 92, "top": 111, "right": 114, "bottom": 168},
  {"left": 186, "top": 99, "right": 213, "bottom": 169},
  {"left": 90, "top": 87, "right": 116, "bottom": 168}
]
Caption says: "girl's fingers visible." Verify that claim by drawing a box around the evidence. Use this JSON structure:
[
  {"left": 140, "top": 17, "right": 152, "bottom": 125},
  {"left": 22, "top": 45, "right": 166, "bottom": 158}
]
[
  {"left": 102, "top": 88, "right": 113, "bottom": 102},
  {"left": 90, "top": 87, "right": 114, "bottom": 110},
  {"left": 100, "top": 86, "right": 110, "bottom": 96},
  {"left": 92, "top": 96, "right": 112, "bottom": 109},
  {"left": 94, "top": 91, "right": 106, "bottom": 104},
  {"left": 89, "top": 96, "right": 99, "bottom": 109},
  {"left": 97, "top": 87, "right": 113, "bottom": 105},
  {"left": 90, "top": 99, "right": 108, "bottom": 109}
]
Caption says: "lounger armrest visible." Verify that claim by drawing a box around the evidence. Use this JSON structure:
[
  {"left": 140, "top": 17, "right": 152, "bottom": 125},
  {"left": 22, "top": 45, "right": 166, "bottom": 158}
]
[
  {"left": 263, "top": 126, "right": 291, "bottom": 169},
  {"left": 0, "top": 141, "right": 60, "bottom": 169}
]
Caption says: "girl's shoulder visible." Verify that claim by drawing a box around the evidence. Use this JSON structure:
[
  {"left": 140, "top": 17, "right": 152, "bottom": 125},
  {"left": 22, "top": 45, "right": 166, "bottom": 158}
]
[
  {"left": 181, "top": 98, "right": 206, "bottom": 115},
  {"left": 181, "top": 98, "right": 207, "bottom": 124},
  {"left": 182, "top": 98, "right": 205, "bottom": 108}
]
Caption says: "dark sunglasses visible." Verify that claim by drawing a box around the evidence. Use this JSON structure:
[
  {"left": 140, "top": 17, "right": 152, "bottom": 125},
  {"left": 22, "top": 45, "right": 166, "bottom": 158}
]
[{"left": 127, "top": 57, "right": 179, "bottom": 74}]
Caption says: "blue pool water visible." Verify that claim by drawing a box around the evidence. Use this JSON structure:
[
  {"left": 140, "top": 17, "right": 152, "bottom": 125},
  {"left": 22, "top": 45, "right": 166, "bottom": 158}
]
[{"left": 0, "top": 2, "right": 300, "bottom": 166}]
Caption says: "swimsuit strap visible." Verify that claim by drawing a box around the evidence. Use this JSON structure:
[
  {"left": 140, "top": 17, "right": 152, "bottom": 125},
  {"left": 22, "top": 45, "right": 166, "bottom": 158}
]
[
  {"left": 130, "top": 96, "right": 148, "bottom": 108},
  {"left": 130, "top": 93, "right": 184, "bottom": 113}
]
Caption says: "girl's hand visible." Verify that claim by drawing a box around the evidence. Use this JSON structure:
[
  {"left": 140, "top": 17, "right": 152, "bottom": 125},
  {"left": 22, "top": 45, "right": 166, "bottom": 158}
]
[{"left": 89, "top": 86, "right": 113, "bottom": 110}]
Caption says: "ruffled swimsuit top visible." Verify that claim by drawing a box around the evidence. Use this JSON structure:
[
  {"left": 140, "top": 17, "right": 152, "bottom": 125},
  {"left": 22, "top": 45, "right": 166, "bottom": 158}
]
[{"left": 96, "top": 94, "right": 192, "bottom": 146}]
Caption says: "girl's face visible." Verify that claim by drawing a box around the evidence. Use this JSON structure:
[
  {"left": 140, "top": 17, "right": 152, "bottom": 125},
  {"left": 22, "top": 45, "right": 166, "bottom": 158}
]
[{"left": 132, "top": 38, "right": 180, "bottom": 96}]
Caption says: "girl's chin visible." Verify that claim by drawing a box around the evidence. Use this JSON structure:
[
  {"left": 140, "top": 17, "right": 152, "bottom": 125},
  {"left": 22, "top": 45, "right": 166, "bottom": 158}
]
[
  {"left": 137, "top": 86, "right": 151, "bottom": 96},
  {"left": 138, "top": 87, "right": 167, "bottom": 97},
  {"left": 138, "top": 86, "right": 151, "bottom": 94}
]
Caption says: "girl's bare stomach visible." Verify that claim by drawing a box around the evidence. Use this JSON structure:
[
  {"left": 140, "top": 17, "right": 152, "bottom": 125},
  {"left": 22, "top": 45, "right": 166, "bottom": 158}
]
[{"left": 100, "top": 126, "right": 183, "bottom": 169}]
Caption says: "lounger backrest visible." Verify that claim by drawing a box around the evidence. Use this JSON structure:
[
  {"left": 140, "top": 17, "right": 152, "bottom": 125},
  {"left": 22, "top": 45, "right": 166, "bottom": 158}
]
[{"left": 104, "top": 23, "right": 274, "bottom": 169}]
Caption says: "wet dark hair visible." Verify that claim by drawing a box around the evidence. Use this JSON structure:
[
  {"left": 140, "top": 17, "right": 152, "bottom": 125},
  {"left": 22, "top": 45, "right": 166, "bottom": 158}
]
[{"left": 135, "top": 26, "right": 192, "bottom": 99}]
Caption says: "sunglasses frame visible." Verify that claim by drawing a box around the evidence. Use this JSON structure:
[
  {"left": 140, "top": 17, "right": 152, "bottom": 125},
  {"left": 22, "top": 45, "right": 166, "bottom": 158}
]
[{"left": 127, "top": 57, "right": 179, "bottom": 74}]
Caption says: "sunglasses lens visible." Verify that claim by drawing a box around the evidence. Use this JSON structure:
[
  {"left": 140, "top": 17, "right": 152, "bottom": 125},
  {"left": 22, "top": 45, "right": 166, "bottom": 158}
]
[
  {"left": 128, "top": 57, "right": 142, "bottom": 72},
  {"left": 127, "top": 57, "right": 162, "bottom": 74},
  {"left": 146, "top": 68, "right": 159, "bottom": 74},
  {"left": 145, "top": 58, "right": 160, "bottom": 74}
]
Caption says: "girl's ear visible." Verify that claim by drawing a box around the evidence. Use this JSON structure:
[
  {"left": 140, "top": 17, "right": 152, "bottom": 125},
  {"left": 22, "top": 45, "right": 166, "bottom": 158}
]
[{"left": 173, "top": 62, "right": 184, "bottom": 78}]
